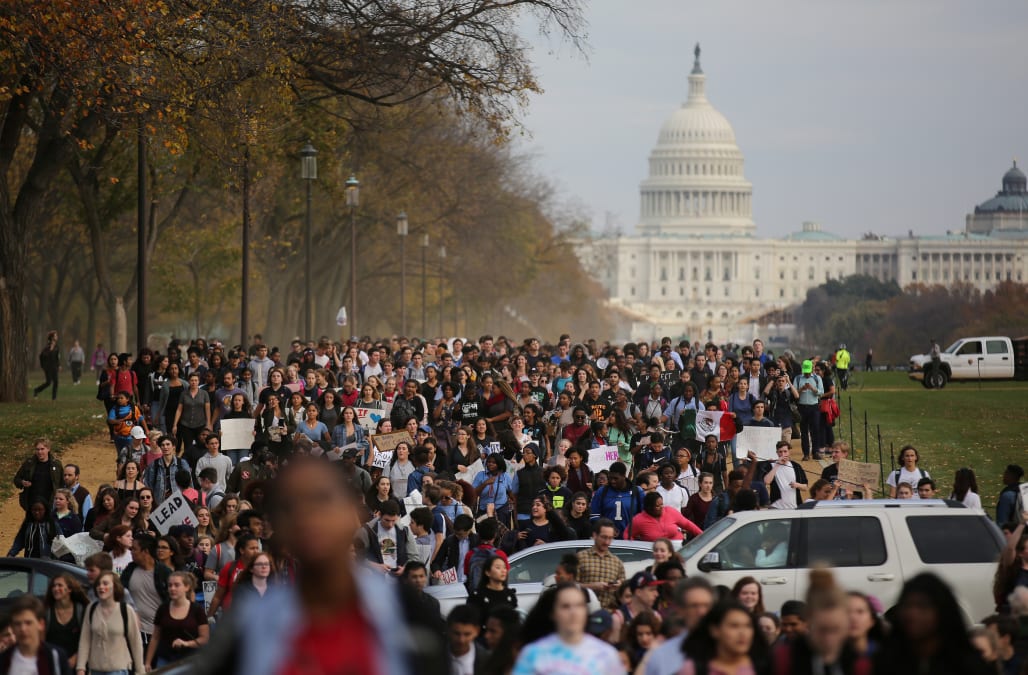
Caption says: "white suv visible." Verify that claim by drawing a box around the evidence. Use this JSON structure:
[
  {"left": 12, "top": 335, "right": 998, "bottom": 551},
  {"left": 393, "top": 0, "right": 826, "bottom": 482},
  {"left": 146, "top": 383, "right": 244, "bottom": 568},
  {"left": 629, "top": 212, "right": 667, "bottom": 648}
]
[{"left": 680, "top": 500, "right": 1004, "bottom": 625}]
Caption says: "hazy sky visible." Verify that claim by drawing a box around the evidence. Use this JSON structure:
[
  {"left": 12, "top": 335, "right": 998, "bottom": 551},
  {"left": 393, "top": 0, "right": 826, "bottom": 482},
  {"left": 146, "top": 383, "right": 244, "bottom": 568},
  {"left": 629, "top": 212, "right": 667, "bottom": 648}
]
[{"left": 516, "top": 0, "right": 1028, "bottom": 239}]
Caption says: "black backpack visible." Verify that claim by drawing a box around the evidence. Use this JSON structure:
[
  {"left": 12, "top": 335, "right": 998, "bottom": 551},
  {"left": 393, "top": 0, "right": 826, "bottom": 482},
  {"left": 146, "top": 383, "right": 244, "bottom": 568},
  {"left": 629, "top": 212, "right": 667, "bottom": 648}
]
[{"left": 391, "top": 397, "right": 417, "bottom": 427}]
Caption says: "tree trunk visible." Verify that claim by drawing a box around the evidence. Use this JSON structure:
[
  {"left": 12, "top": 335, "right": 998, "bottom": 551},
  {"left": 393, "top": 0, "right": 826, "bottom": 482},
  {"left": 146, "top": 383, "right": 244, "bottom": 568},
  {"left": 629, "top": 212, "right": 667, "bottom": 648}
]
[{"left": 108, "top": 296, "right": 128, "bottom": 354}]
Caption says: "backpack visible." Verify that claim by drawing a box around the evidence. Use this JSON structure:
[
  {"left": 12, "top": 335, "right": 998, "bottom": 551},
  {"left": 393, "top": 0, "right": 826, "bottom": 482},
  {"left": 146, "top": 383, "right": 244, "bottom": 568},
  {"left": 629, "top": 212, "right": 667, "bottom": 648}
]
[
  {"left": 893, "top": 468, "right": 927, "bottom": 484},
  {"left": 465, "top": 544, "right": 498, "bottom": 591},
  {"left": 391, "top": 396, "right": 417, "bottom": 427},
  {"left": 88, "top": 601, "right": 135, "bottom": 672}
]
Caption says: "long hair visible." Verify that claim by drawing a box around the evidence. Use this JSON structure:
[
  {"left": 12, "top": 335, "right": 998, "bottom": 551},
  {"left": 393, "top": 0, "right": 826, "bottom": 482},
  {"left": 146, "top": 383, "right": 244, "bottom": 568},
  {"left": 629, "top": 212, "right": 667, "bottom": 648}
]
[
  {"left": 520, "top": 583, "right": 589, "bottom": 646},
  {"left": 680, "top": 600, "right": 768, "bottom": 672},
  {"left": 44, "top": 573, "right": 89, "bottom": 608},
  {"left": 951, "top": 467, "right": 978, "bottom": 501},
  {"left": 476, "top": 554, "right": 509, "bottom": 592},
  {"left": 875, "top": 573, "right": 982, "bottom": 673}
]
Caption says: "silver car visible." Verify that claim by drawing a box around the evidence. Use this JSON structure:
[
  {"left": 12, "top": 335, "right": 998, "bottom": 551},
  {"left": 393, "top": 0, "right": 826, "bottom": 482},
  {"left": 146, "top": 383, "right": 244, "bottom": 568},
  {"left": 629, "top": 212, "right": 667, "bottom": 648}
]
[{"left": 424, "top": 540, "right": 657, "bottom": 618}]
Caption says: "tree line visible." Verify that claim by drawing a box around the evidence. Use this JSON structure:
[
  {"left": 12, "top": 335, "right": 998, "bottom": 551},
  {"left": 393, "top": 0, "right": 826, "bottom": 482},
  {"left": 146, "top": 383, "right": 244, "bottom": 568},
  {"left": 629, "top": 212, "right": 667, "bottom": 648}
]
[{"left": 0, "top": 0, "right": 610, "bottom": 402}]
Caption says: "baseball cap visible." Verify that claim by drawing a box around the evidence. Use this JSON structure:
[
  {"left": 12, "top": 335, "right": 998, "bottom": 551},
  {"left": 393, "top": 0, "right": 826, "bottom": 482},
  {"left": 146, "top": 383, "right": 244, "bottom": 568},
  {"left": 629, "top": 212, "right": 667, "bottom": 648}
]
[
  {"left": 342, "top": 447, "right": 360, "bottom": 459},
  {"left": 130, "top": 426, "right": 147, "bottom": 440},
  {"left": 522, "top": 442, "right": 540, "bottom": 455},
  {"left": 628, "top": 571, "right": 662, "bottom": 592},
  {"left": 586, "top": 609, "right": 613, "bottom": 637},
  {"left": 802, "top": 359, "right": 813, "bottom": 374},
  {"left": 418, "top": 424, "right": 432, "bottom": 434}
]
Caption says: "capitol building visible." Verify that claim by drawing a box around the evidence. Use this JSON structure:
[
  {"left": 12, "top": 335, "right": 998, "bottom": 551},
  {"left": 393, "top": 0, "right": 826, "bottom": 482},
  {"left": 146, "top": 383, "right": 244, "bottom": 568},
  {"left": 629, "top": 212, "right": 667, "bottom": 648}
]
[{"left": 578, "top": 45, "right": 1028, "bottom": 343}]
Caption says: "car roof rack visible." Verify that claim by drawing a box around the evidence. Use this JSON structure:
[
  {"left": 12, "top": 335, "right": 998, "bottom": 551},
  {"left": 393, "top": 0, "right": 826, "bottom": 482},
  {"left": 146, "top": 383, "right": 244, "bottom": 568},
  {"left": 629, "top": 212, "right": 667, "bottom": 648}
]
[{"left": 796, "top": 499, "right": 966, "bottom": 510}]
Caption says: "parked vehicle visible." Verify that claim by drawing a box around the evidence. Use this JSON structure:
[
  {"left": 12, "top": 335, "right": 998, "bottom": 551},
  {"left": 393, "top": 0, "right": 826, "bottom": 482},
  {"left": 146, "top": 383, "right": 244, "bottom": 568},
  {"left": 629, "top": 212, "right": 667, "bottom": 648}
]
[
  {"left": 909, "top": 335, "right": 1028, "bottom": 388},
  {"left": 677, "top": 500, "right": 1003, "bottom": 626},
  {"left": 0, "top": 557, "right": 90, "bottom": 611},
  {"left": 425, "top": 540, "right": 655, "bottom": 618}
]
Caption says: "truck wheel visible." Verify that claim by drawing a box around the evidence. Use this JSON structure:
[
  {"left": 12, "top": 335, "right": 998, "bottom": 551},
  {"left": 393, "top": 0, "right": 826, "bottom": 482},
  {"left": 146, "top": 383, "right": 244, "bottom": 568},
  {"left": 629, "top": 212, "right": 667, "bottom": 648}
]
[{"left": 927, "top": 371, "right": 947, "bottom": 389}]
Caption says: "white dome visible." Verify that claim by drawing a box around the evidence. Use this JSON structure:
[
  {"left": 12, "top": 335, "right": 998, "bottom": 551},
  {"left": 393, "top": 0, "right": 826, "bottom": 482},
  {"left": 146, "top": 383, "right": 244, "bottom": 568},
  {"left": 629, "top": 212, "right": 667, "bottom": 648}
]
[
  {"left": 638, "top": 45, "right": 754, "bottom": 237},
  {"left": 657, "top": 105, "right": 737, "bottom": 146}
]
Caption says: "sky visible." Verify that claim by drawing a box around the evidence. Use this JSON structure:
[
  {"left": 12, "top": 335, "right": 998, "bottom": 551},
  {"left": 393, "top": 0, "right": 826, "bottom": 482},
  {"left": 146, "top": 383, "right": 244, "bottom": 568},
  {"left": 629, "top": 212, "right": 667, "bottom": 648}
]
[{"left": 515, "top": 0, "right": 1028, "bottom": 239}]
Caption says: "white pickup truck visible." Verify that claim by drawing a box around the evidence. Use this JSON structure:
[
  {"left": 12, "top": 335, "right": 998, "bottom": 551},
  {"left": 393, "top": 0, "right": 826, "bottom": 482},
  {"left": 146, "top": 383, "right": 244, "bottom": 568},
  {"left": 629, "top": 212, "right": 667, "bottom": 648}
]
[{"left": 909, "top": 336, "right": 1028, "bottom": 388}]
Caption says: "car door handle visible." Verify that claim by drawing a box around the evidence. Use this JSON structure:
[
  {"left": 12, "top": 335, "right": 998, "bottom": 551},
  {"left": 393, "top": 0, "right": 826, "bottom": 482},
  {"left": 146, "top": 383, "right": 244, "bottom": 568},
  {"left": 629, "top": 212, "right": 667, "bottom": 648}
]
[
  {"left": 760, "top": 577, "right": 788, "bottom": 585},
  {"left": 867, "top": 573, "right": 895, "bottom": 582}
]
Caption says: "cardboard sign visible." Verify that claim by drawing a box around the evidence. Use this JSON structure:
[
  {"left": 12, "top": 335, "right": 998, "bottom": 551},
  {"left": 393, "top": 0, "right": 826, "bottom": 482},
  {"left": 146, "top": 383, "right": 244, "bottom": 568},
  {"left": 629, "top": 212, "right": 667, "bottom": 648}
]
[
  {"left": 202, "top": 581, "right": 217, "bottom": 613},
  {"left": 355, "top": 406, "right": 387, "bottom": 433},
  {"left": 149, "top": 493, "right": 197, "bottom": 535},
  {"left": 371, "top": 450, "right": 394, "bottom": 469},
  {"left": 220, "top": 418, "right": 255, "bottom": 450},
  {"left": 370, "top": 430, "right": 415, "bottom": 454},
  {"left": 838, "top": 459, "right": 882, "bottom": 492},
  {"left": 588, "top": 446, "right": 621, "bottom": 473},
  {"left": 456, "top": 459, "right": 484, "bottom": 483},
  {"left": 734, "top": 426, "right": 781, "bottom": 460},
  {"left": 437, "top": 567, "right": 459, "bottom": 585}
]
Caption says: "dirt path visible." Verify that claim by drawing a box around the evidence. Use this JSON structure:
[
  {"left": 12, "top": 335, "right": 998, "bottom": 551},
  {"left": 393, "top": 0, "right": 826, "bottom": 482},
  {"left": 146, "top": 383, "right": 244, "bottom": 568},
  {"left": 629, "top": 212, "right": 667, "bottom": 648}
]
[{"left": 1, "top": 434, "right": 117, "bottom": 546}]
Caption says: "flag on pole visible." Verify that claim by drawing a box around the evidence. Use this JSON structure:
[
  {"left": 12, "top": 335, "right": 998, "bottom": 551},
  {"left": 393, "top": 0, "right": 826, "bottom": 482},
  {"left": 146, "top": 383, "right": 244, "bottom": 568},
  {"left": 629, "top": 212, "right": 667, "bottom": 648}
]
[{"left": 694, "top": 410, "right": 736, "bottom": 442}]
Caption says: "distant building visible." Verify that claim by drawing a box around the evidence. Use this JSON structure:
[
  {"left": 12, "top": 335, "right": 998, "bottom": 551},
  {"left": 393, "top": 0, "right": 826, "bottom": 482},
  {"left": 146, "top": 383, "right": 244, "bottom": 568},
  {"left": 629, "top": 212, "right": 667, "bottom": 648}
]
[{"left": 578, "top": 45, "right": 1028, "bottom": 343}]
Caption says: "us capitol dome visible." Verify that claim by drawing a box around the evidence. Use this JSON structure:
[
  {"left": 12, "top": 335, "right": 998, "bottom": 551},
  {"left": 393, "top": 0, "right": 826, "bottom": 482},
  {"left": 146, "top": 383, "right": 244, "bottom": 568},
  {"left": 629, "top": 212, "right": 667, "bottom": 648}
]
[
  {"left": 577, "top": 44, "right": 1028, "bottom": 343},
  {"left": 638, "top": 44, "right": 754, "bottom": 237}
]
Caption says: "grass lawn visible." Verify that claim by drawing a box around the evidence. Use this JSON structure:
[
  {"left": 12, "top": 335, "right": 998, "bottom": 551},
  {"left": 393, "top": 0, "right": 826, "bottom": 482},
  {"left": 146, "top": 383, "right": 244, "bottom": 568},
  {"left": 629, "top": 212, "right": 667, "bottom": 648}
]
[
  {"left": 0, "top": 374, "right": 104, "bottom": 500},
  {"left": 833, "top": 371, "right": 1028, "bottom": 511}
]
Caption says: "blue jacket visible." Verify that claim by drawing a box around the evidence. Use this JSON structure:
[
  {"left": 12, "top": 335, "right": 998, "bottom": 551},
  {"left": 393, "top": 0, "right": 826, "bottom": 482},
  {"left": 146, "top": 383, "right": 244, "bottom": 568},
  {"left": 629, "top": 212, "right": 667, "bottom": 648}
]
[{"left": 589, "top": 484, "right": 645, "bottom": 537}]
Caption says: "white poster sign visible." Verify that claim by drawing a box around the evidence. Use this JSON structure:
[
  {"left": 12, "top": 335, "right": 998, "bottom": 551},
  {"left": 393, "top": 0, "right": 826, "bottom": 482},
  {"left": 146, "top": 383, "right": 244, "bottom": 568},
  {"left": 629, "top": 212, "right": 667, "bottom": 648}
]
[
  {"left": 588, "top": 446, "right": 621, "bottom": 473},
  {"left": 355, "top": 407, "right": 387, "bottom": 433},
  {"left": 734, "top": 426, "right": 781, "bottom": 460},
  {"left": 220, "top": 418, "right": 255, "bottom": 450},
  {"left": 371, "top": 450, "right": 394, "bottom": 469},
  {"left": 456, "top": 459, "right": 484, "bottom": 483}
]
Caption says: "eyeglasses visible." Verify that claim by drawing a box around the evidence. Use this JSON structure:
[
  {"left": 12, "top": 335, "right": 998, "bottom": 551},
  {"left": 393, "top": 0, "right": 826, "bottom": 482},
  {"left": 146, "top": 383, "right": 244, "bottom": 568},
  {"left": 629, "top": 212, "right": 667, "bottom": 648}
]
[{"left": 140, "top": 495, "right": 153, "bottom": 500}]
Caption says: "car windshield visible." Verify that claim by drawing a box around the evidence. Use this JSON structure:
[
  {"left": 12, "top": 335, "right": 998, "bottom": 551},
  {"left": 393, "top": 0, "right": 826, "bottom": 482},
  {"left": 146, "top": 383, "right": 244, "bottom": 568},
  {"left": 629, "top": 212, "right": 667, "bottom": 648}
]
[
  {"left": 679, "top": 516, "right": 736, "bottom": 561},
  {"left": 943, "top": 340, "right": 962, "bottom": 354}
]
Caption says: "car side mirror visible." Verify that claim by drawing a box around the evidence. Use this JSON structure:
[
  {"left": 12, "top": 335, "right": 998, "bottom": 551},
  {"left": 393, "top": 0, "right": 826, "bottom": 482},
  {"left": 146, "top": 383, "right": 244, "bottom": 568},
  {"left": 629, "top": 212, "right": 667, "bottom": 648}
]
[{"left": 698, "top": 551, "right": 721, "bottom": 572}]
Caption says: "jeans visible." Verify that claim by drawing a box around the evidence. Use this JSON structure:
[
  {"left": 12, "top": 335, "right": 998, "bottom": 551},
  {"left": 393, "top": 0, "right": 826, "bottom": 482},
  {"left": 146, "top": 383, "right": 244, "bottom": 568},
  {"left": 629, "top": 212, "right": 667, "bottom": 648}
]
[
  {"left": 90, "top": 670, "right": 130, "bottom": 675},
  {"left": 71, "top": 361, "right": 83, "bottom": 383},
  {"left": 225, "top": 449, "right": 247, "bottom": 466},
  {"left": 798, "top": 404, "right": 821, "bottom": 458},
  {"left": 33, "top": 366, "right": 59, "bottom": 400}
]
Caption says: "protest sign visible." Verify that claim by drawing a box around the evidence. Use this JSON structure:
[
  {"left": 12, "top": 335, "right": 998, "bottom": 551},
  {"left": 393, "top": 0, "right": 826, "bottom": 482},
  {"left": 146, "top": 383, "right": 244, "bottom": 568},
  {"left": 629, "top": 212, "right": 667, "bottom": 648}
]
[
  {"left": 456, "top": 459, "right": 484, "bottom": 483},
  {"left": 355, "top": 406, "right": 387, "bottom": 433},
  {"left": 371, "top": 450, "right": 394, "bottom": 469},
  {"left": 370, "top": 430, "right": 414, "bottom": 454},
  {"left": 734, "top": 426, "right": 781, "bottom": 460},
  {"left": 202, "top": 581, "right": 217, "bottom": 613},
  {"left": 838, "top": 459, "right": 881, "bottom": 492},
  {"left": 486, "top": 442, "right": 503, "bottom": 455},
  {"left": 149, "top": 493, "right": 197, "bottom": 535},
  {"left": 220, "top": 418, "right": 255, "bottom": 450},
  {"left": 588, "top": 446, "right": 620, "bottom": 473},
  {"left": 437, "top": 567, "right": 459, "bottom": 585}
]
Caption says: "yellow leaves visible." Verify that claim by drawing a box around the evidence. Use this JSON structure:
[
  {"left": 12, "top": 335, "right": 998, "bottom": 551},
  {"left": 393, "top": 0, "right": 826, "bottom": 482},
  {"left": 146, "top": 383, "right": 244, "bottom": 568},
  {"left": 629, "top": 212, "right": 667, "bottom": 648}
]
[{"left": 108, "top": 177, "right": 120, "bottom": 184}]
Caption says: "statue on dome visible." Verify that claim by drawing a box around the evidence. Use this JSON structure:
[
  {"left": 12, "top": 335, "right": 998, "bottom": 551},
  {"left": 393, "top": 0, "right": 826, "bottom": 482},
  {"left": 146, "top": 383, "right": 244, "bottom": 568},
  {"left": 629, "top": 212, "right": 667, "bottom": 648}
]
[{"left": 691, "top": 43, "right": 702, "bottom": 74}]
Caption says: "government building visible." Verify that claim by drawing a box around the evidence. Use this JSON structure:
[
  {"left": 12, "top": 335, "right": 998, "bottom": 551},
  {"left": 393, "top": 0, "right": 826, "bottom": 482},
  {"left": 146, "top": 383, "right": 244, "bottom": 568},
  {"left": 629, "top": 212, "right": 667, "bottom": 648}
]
[{"left": 578, "top": 45, "right": 1028, "bottom": 343}]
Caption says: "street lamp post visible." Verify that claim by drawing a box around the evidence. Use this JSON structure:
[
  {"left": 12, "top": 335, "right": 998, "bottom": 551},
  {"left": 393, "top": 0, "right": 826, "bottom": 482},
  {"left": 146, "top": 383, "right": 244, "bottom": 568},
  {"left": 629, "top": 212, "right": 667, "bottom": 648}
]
[
  {"left": 438, "top": 245, "right": 446, "bottom": 337},
  {"left": 397, "top": 212, "right": 408, "bottom": 336},
  {"left": 345, "top": 174, "right": 360, "bottom": 337},
  {"left": 300, "top": 140, "right": 318, "bottom": 341},
  {"left": 421, "top": 233, "right": 429, "bottom": 336}
]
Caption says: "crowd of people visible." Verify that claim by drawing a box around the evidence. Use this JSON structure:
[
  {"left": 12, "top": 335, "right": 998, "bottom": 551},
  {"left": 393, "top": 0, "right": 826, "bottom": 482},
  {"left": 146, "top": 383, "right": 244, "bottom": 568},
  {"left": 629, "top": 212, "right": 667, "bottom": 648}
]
[{"left": 4, "top": 332, "right": 1027, "bottom": 674}]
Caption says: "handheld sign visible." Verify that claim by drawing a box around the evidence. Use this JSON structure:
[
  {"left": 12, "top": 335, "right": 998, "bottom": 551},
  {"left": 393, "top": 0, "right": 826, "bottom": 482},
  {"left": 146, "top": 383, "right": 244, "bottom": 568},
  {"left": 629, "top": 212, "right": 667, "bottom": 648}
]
[
  {"left": 734, "top": 427, "right": 780, "bottom": 460},
  {"left": 371, "top": 450, "right": 394, "bottom": 469},
  {"left": 437, "top": 567, "right": 459, "bottom": 585},
  {"left": 220, "top": 418, "right": 255, "bottom": 450},
  {"left": 149, "top": 494, "right": 196, "bottom": 535},
  {"left": 838, "top": 459, "right": 882, "bottom": 492},
  {"left": 370, "top": 430, "right": 415, "bottom": 454},
  {"left": 202, "top": 581, "right": 218, "bottom": 613},
  {"left": 456, "top": 459, "right": 484, "bottom": 483},
  {"left": 355, "top": 407, "right": 386, "bottom": 433},
  {"left": 487, "top": 442, "right": 502, "bottom": 455},
  {"left": 588, "top": 446, "right": 621, "bottom": 473}
]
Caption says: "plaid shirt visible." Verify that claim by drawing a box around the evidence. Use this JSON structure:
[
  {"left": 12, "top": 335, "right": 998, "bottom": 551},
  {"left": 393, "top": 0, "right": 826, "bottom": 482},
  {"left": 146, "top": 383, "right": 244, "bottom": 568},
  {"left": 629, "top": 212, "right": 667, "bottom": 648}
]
[{"left": 576, "top": 547, "right": 625, "bottom": 609}]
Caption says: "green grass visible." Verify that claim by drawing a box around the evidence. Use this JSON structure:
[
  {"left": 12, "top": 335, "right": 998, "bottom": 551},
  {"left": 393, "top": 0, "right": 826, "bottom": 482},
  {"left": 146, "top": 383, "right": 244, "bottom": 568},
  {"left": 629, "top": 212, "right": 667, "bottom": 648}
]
[
  {"left": 833, "top": 371, "right": 1028, "bottom": 511},
  {"left": 0, "top": 374, "right": 104, "bottom": 499}
]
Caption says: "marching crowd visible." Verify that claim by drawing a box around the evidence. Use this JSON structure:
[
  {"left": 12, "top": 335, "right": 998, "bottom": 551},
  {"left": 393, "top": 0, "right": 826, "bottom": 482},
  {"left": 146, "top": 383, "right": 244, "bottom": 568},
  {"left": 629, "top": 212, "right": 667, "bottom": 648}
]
[{"left": 5, "top": 332, "right": 1028, "bottom": 674}]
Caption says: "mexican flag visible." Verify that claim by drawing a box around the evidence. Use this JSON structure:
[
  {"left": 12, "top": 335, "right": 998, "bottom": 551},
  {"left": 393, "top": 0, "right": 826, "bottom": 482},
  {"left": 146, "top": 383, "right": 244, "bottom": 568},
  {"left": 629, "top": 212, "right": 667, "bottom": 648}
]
[{"left": 693, "top": 410, "right": 736, "bottom": 442}]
